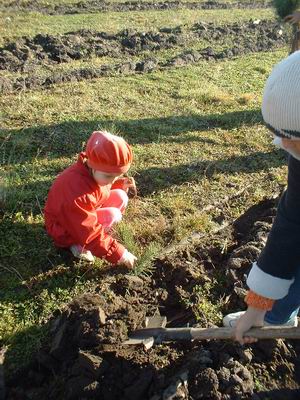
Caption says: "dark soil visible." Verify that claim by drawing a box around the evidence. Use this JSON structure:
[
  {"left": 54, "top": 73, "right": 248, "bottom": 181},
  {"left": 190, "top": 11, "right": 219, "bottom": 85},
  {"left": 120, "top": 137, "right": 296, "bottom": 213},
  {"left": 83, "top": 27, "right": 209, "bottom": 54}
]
[
  {"left": 0, "top": 19, "right": 288, "bottom": 93},
  {"left": 1, "top": 0, "right": 272, "bottom": 16},
  {"left": 5, "top": 195, "right": 300, "bottom": 399},
  {"left": 0, "top": 27, "right": 183, "bottom": 73}
]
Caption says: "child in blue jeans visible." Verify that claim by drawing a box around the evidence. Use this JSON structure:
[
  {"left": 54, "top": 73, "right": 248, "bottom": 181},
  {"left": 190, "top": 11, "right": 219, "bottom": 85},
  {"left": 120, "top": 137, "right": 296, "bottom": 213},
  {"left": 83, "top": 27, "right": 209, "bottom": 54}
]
[{"left": 223, "top": 51, "right": 300, "bottom": 343}]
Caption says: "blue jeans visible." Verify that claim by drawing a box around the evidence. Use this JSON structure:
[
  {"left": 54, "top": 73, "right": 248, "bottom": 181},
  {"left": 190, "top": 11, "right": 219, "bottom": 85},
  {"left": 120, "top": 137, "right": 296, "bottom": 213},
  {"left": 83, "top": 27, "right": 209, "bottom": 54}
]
[{"left": 264, "top": 267, "right": 300, "bottom": 324}]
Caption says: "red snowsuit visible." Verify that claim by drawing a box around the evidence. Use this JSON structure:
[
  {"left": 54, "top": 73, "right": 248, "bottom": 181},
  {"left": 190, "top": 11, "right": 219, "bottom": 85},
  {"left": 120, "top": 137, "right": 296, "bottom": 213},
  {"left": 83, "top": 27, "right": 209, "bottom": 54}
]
[{"left": 44, "top": 153, "right": 126, "bottom": 264}]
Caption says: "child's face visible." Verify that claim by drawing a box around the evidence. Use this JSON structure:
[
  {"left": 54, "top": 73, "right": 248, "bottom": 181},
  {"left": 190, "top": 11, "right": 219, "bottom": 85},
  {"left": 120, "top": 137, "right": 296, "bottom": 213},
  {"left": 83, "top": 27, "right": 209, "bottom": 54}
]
[{"left": 92, "top": 170, "right": 120, "bottom": 186}]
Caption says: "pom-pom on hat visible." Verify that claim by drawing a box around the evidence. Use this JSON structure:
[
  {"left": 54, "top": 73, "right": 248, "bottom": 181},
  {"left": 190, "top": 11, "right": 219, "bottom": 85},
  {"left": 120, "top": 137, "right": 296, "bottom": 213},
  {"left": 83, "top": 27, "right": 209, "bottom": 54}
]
[
  {"left": 262, "top": 50, "right": 300, "bottom": 140},
  {"left": 86, "top": 131, "right": 133, "bottom": 173}
]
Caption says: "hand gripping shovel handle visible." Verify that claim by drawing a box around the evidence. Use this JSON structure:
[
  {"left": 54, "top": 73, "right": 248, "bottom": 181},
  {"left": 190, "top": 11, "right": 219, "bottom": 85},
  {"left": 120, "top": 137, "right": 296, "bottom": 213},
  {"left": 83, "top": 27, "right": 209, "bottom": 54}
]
[{"left": 130, "top": 326, "right": 300, "bottom": 342}]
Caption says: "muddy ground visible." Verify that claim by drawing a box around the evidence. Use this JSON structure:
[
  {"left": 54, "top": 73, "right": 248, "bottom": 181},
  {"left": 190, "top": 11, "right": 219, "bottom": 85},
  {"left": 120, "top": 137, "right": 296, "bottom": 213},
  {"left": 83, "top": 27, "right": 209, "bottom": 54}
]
[
  {"left": 1, "top": 1, "right": 272, "bottom": 15},
  {"left": 0, "top": 19, "right": 288, "bottom": 93},
  {"left": 5, "top": 195, "right": 300, "bottom": 400}
]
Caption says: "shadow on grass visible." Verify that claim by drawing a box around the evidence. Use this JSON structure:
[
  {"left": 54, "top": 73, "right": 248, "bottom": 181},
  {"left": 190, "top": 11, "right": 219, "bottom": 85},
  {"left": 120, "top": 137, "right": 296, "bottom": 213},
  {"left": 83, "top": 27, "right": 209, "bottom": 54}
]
[
  {"left": 1, "top": 109, "right": 262, "bottom": 165},
  {"left": 1, "top": 107, "right": 285, "bottom": 203},
  {"left": 0, "top": 217, "right": 89, "bottom": 313},
  {"left": 3, "top": 323, "right": 50, "bottom": 379},
  {"left": 138, "top": 150, "right": 287, "bottom": 195},
  {"left": 2, "top": 148, "right": 287, "bottom": 214},
  {"left": 0, "top": 217, "right": 139, "bottom": 299},
  {"left": 0, "top": 218, "right": 56, "bottom": 282}
]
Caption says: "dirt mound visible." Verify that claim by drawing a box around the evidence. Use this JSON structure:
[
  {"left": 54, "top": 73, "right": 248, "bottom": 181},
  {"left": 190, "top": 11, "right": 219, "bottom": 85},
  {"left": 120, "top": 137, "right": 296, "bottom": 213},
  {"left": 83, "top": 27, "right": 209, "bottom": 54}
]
[
  {"left": 0, "top": 20, "right": 288, "bottom": 93},
  {"left": 0, "top": 28, "right": 182, "bottom": 73},
  {"left": 5, "top": 195, "right": 300, "bottom": 399},
  {"left": 2, "top": 0, "right": 272, "bottom": 15},
  {"left": 0, "top": 20, "right": 286, "bottom": 73}
]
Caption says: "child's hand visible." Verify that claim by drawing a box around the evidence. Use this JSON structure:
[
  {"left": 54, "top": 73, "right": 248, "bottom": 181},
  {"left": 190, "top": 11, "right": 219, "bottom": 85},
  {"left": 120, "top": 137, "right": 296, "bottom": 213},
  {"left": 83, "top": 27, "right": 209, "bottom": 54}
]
[
  {"left": 118, "top": 249, "right": 137, "bottom": 269},
  {"left": 285, "top": 11, "right": 300, "bottom": 24},
  {"left": 124, "top": 177, "right": 137, "bottom": 194},
  {"left": 116, "top": 177, "right": 137, "bottom": 197},
  {"left": 234, "top": 307, "right": 266, "bottom": 345},
  {"left": 127, "top": 177, "right": 137, "bottom": 198}
]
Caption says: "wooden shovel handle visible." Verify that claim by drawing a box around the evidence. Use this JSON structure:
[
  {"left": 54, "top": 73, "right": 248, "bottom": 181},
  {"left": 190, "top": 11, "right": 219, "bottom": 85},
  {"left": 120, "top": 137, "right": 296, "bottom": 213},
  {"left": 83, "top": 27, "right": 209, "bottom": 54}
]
[
  {"left": 191, "top": 326, "right": 300, "bottom": 340},
  {"left": 130, "top": 326, "right": 300, "bottom": 341}
]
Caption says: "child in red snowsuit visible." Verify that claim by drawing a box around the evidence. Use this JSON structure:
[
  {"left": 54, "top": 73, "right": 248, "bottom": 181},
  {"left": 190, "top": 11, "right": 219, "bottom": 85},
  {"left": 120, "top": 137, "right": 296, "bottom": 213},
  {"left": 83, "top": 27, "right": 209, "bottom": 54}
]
[{"left": 44, "top": 131, "right": 137, "bottom": 268}]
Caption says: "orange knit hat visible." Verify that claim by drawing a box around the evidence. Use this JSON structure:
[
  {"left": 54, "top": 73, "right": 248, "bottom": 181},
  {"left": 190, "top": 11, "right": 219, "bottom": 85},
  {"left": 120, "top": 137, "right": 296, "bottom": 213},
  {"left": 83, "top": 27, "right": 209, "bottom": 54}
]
[{"left": 86, "top": 131, "right": 133, "bottom": 173}]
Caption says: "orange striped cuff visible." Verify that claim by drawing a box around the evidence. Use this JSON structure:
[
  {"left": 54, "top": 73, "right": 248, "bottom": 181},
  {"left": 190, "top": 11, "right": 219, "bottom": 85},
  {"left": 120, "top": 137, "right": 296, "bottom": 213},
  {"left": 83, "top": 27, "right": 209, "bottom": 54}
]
[{"left": 245, "top": 290, "right": 275, "bottom": 311}]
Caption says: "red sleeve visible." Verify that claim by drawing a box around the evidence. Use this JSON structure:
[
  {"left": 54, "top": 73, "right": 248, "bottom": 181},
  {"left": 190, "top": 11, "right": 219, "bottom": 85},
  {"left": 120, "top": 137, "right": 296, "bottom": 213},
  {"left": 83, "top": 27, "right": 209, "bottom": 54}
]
[
  {"left": 245, "top": 290, "right": 275, "bottom": 311},
  {"left": 111, "top": 178, "right": 128, "bottom": 192},
  {"left": 62, "top": 195, "right": 125, "bottom": 264}
]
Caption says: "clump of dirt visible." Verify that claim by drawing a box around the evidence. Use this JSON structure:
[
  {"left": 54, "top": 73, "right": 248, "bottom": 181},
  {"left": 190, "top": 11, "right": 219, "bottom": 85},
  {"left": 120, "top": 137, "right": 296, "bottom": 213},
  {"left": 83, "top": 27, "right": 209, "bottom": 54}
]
[
  {"left": 5, "top": 195, "right": 300, "bottom": 399},
  {"left": 0, "top": 20, "right": 288, "bottom": 93},
  {"left": 168, "top": 19, "right": 287, "bottom": 67},
  {"left": 0, "top": 28, "right": 182, "bottom": 73},
  {"left": 0, "top": 20, "right": 286, "bottom": 73},
  {"left": 1, "top": 0, "right": 272, "bottom": 15}
]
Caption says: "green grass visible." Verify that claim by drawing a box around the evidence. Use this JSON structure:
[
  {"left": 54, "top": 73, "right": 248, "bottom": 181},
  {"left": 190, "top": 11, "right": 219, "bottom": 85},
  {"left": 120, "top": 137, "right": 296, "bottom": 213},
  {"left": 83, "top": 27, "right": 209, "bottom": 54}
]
[
  {"left": 0, "top": 8, "right": 275, "bottom": 45},
  {"left": 0, "top": 0, "right": 271, "bottom": 5},
  {"left": 0, "top": 2, "right": 290, "bottom": 375},
  {"left": 183, "top": 281, "right": 224, "bottom": 325}
]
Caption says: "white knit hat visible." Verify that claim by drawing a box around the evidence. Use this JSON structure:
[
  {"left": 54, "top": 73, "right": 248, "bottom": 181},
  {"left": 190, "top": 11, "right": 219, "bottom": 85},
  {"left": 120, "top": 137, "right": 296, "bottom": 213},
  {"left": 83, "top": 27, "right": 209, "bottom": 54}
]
[{"left": 262, "top": 50, "right": 300, "bottom": 139}]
